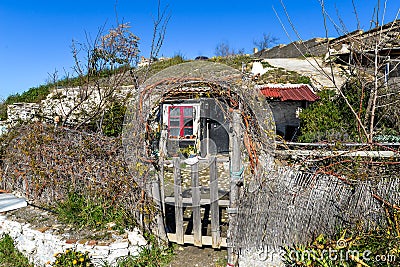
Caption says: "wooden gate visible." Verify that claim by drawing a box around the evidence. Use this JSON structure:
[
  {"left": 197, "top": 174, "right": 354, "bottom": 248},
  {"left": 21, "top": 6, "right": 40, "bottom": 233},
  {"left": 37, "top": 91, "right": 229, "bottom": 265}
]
[{"left": 160, "top": 156, "right": 230, "bottom": 248}]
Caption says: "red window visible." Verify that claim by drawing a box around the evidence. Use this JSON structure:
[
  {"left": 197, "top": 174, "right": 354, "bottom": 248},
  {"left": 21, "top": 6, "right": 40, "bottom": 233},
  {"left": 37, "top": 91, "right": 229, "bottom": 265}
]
[{"left": 168, "top": 106, "right": 193, "bottom": 138}]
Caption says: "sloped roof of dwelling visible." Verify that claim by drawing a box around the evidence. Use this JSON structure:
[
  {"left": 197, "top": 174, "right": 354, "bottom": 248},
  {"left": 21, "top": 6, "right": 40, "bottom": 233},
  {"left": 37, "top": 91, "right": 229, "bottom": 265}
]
[{"left": 259, "top": 84, "right": 320, "bottom": 102}]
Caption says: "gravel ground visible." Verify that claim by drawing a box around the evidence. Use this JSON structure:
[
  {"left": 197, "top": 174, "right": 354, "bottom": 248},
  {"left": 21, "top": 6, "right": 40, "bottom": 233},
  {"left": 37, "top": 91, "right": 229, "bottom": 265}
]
[{"left": 167, "top": 245, "right": 227, "bottom": 267}]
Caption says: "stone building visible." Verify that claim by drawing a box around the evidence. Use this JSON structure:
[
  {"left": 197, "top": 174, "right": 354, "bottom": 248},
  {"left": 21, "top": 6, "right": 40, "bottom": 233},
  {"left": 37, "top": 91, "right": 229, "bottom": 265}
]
[{"left": 259, "top": 84, "right": 319, "bottom": 141}]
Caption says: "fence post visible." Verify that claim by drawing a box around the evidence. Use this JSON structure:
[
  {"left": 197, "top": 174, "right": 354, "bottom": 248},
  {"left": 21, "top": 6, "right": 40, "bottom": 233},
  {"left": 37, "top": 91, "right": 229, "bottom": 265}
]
[
  {"left": 191, "top": 161, "right": 202, "bottom": 246},
  {"left": 227, "top": 110, "right": 241, "bottom": 266},
  {"left": 173, "top": 157, "right": 184, "bottom": 244},
  {"left": 152, "top": 178, "right": 167, "bottom": 242},
  {"left": 210, "top": 156, "right": 221, "bottom": 248}
]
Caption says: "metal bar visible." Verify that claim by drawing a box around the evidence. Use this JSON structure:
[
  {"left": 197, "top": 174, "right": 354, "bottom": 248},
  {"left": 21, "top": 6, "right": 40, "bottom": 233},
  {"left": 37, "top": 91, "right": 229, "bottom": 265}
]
[{"left": 275, "top": 150, "right": 400, "bottom": 158}]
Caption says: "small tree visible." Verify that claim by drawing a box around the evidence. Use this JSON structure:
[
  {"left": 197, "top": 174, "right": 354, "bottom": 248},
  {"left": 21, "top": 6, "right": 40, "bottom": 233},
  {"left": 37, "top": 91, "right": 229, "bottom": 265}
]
[
  {"left": 253, "top": 32, "right": 278, "bottom": 50},
  {"left": 48, "top": 1, "right": 170, "bottom": 133},
  {"left": 55, "top": 22, "right": 140, "bottom": 130},
  {"left": 215, "top": 41, "right": 239, "bottom": 57}
]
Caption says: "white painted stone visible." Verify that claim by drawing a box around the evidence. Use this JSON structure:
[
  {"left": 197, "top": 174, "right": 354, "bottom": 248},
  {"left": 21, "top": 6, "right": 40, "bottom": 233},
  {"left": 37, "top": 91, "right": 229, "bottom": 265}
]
[
  {"left": 91, "top": 245, "right": 110, "bottom": 258},
  {"left": 108, "top": 248, "right": 130, "bottom": 263},
  {"left": 0, "top": 214, "right": 144, "bottom": 267},
  {"left": 76, "top": 243, "right": 89, "bottom": 253},
  {"left": 62, "top": 243, "right": 77, "bottom": 250},
  {"left": 127, "top": 228, "right": 147, "bottom": 246},
  {"left": 23, "top": 228, "right": 37, "bottom": 241},
  {"left": 110, "top": 240, "right": 129, "bottom": 250},
  {"left": 18, "top": 238, "right": 37, "bottom": 254}
]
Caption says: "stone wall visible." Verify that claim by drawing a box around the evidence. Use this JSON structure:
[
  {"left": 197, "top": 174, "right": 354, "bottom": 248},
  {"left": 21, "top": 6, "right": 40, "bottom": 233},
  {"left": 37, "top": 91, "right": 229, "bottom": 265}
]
[
  {"left": 1, "top": 85, "right": 135, "bottom": 128},
  {"left": 269, "top": 101, "right": 302, "bottom": 139},
  {"left": 40, "top": 85, "right": 134, "bottom": 125},
  {"left": 0, "top": 121, "right": 8, "bottom": 135},
  {"left": 255, "top": 38, "right": 329, "bottom": 58},
  {"left": 7, "top": 102, "right": 41, "bottom": 123},
  {"left": 0, "top": 214, "right": 146, "bottom": 266}
]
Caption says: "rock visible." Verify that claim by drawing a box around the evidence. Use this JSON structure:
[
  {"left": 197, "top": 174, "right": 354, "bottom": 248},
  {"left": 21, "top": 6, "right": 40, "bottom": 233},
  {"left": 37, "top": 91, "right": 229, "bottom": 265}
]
[
  {"left": 87, "top": 240, "right": 98, "bottom": 246},
  {"left": 65, "top": 239, "right": 78, "bottom": 244},
  {"left": 127, "top": 228, "right": 147, "bottom": 246},
  {"left": 0, "top": 210, "right": 145, "bottom": 266},
  {"left": 108, "top": 248, "right": 130, "bottom": 263},
  {"left": 91, "top": 245, "right": 110, "bottom": 258},
  {"left": 110, "top": 240, "right": 129, "bottom": 250}
]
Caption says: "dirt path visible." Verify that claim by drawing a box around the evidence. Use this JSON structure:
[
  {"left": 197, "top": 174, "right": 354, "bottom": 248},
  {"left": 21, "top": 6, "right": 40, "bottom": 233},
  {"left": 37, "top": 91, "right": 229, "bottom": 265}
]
[{"left": 167, "top": 245, "right": 227, "bottom": 267}]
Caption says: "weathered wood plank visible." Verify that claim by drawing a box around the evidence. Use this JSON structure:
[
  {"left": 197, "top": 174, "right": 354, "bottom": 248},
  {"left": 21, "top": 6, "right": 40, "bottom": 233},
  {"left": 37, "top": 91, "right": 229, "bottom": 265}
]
[
  {"left": 164, "top": 197, "right": 230, "bottom": 207},
  {"left": 173, "top": 157, "right": 184, "bottom": 245},
  {"left": 167, "top": 233, "right": 227, "bottom": 247},
  {"left": 276, "top": 149, "right": 400, "bottom": 158},
  {"left": 152, "top": 180, "right": 167, "bottom": 241},
  {"left": 191, "top": 162, "right": 202, "bottom": 247},
  {"left": 227, "top": 110, "right": 241, "bottom": 265},
  {"left": 163, "top": 157, "right": 229, "bottom": 164},
  {"left": 210, "top": 156, "right": 221, "bottom": 248}
]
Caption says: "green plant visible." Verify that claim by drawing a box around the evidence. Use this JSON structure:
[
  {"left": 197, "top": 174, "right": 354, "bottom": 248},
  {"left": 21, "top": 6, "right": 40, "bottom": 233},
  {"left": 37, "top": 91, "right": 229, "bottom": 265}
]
[
  {"left": 298, "top": 90, "right": 357, "bottom": 142},
  {"left": 53, "top": 249, "right": 94, "bottom": 267},
  {"left": 134, "top": 55, "right": 187, "bottom": 82},
  {"left": 283, "top": 210, "right": 400, "bottom": 266},
  {"left": 101, "top": 102, "right": 127, "bottom": 137},
  {"left": 215, "top": 257, "right": 228, "bottom": 267},
  {"left": 209, "top": 54, "right": 253, "bottom": 71},
  {"left": 0, "top": 234, "right": 34, "bottom": 267},
  {"left": 257, "top": 67, "right": 311, "bottom": 84},
  {"left": 178, "top": 145, "right": 196, "bottom": 157},
  {"left": 55, "top": 191, "right": 132, "bottom": 231},
  {"left": 101, "top": 235, "right": 174, "bottom": 267}
]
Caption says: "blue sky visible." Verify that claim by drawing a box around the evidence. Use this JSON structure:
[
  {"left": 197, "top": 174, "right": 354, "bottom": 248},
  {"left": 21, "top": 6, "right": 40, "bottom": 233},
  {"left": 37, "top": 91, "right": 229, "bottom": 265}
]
[{"left": 0, "top": 0, "right": 399, "bottom": 99}]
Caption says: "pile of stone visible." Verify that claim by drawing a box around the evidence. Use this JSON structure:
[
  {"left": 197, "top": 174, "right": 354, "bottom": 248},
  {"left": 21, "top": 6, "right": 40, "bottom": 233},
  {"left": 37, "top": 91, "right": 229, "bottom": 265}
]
[{"left": 0, "top": 206, "right": 147, "bottom": 266}]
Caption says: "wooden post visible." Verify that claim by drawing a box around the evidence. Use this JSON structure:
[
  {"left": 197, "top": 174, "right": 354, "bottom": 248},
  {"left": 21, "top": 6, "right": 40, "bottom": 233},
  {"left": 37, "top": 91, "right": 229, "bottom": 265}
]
[
  {"left": 159, "top": 129, "right": 168, "bottom": 217},
  {"left": 152, "top": 179, "right": 167, "bottom": 242},
  {"left": 173, "top": 157, "right": 184, "bottom": 244},
  {"left": 210, "top": 156, "right": 221, "bottom": 248},
  {"left": 227, "top": 110, "right": 241, "bottom": 265},
  {"left": 191, "top": 162, "right": 202, "bottom": 247}
]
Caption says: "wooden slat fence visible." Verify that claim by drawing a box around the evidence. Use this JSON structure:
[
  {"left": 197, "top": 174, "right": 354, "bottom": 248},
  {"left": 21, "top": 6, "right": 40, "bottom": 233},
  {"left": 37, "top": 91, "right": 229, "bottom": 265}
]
[{"left": 164, "top": 156, "right": 228, "bottom": 248}]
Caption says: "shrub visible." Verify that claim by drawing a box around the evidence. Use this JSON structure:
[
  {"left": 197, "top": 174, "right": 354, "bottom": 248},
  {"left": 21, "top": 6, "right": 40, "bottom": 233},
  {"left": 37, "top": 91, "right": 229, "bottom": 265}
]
[
  {"left": 298, "top": 90, "right": 356, "bottom": 142},
  {"left": 101, "top": 102, "right": 127, "bottom": 137}
]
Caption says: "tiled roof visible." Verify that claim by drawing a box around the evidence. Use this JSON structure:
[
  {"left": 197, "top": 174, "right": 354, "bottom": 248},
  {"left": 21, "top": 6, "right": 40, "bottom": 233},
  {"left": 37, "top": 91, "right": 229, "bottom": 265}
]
[{"left": 259, "top": 84, "right": 320, "bottom": 102}]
